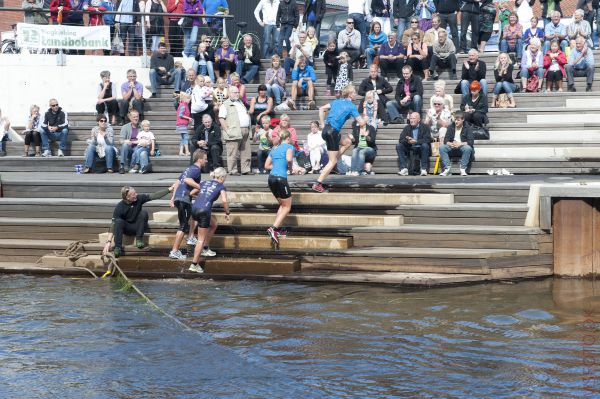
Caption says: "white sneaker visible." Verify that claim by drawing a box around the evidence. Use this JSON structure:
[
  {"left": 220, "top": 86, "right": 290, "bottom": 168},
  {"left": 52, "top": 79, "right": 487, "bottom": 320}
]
[
  {"left": 169, "top": 250, "right": 187, "bottom": 260},
  {"left": 42, "top": 150, "right": 52, "bottom": 157},
  {"left": 201, "top": 247, "right": 216, "bottom": 257},
  {"left": 397, "top": 168, "right": 408, "bottom": 176},
  {"left": 440, "top": 167, "right": 451, "bottom": 176},
  {"left": 420, "top": 169, "right": 428, "bottom": 176},
  {"left": 186, "top": 236, "right": 198, "bottom": 245},
  {"left": 57, "top": 149, "right": 64, "bottom": 157},
  {"left": 188, "top": 264, "right": 204, "bottom": 273},
  {"left": 460, "top": 169, "right": 468, "bottom": 176}
]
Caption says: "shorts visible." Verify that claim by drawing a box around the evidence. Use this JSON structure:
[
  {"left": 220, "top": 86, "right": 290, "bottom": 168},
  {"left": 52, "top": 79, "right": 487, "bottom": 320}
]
[
  {"left": 175, "top": 201, "right": 192, "bottom": 233},
  {"left": 192, "top": 208, "right": 212, "bottom": 229},
  {"left": 268, "top": 175, "right": 291, "bottom": 199},
  {"left": 546, "top": 69, "right": 564, "bottom": 82},
  {"left": 321, "top": 124, "right": 341, "bottom": 152}
]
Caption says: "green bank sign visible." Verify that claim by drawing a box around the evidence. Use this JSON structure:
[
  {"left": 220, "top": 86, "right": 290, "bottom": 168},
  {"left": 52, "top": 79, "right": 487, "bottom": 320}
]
[{"left": 16, "top": 23, "right": 111, "bottom": 50}]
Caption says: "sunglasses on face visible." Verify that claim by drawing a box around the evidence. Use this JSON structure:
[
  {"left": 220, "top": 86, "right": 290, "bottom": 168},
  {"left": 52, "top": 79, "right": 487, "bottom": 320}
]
[
  {"left": 411, "top": 21, "right": 418, "bottom": 24},
  {"left": 50, "top": 104, "right": 59, "bottom": 107},
  {"left": 99, "top": 119, "right": 107, "bottom": 122}
]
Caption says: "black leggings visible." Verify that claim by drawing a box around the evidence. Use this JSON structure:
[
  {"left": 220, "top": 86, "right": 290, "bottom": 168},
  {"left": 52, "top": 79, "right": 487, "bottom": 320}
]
[
  {"left": 112, "top": 211, "right": 149, "bottom": 249},
  {"left": 24, "top": 130, "right": 41, "bottom": 146},
  {"left": 326, "top": 65, "right": 338, "bottom": 89}
]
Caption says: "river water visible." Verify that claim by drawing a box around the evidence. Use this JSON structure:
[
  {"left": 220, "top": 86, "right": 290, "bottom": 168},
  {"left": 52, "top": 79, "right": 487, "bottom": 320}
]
[{"left": 1, "top": 275, "right": 599, "bottom": 399}]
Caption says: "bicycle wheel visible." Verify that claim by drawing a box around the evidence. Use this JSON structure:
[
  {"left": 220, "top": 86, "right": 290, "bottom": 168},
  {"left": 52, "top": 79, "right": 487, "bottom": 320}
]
[
  {"left": 235, "top": 32, "right": 261, "bottom": 55},
  {"left": 1, "top": 40, "right": 19, "bottom": 54}
]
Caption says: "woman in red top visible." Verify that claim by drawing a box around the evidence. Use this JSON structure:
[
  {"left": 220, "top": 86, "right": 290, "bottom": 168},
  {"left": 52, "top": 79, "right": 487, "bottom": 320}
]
[
  {"left": 543, "top": 40, "right": 567, "bottom": 92},
  {"left": 49, "top": 0, "right": 72, "bottom": 24},
  {"left": 166, "top": 0, "right": 184, "bottom": 56}
]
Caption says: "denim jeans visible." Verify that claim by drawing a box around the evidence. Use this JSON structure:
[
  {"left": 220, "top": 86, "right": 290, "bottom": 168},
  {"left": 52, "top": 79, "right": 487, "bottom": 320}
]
[
  {"left": 438, "top": 12, "right": 459, "bottom": 50},
  {"left": 183, "top": 25, "right": 199, "bottom": 57},
  {"left": 396, "top": 142, "right": 429, "bottom": 171},
  {"left": 520, "top": 67, "right": 544, "bottom": 79},
  {"left": 131, "top": 146, "right": 150, "bottom": 170},
  {"left": 235, "top": 63, "right": 260, "bottom": 84},
  {"left": 192, "top": 60, "right": 215, "bottom": 82},
  {"left": 500, "top": 38, "right": 523, "bottom": 60},
  {"left": 120, "top": 143, "right": 134, "bottom": 168},
  {"left": 493, "top": 81, "right": 516, "bottom": 96},
  {"left": 119, "top": 23, "right": 139, "bottom": 56},
  {"left": 351, "top": 147, "right": 376, "bottom": 172},
  {"left": 263, "top": 24, "right": 280, "bottom": 58},
  {"left": 84, "top": 143, "right": 115, "bottom": 169},
  {"left": 349, "top": 13, "right": 368, "bottom": 51},
  {"left": 278, "top": 24, "right": 294, "bottom": 56},
  {"left": 543, "top": 39, "right": 568, "bottom": 53},
  {"left": 386, "top": 95, "right": 423, "bottom": 120},
  {"left": 41, "top": 127, "right": 68, "bottom": 151},
  {"left": 366, "top": 47, "right": 378, "bottom": 67},
  {"left": 460, "top": 79, "right": 487, "bottom": 98},
  {"left": 149, "top": 68, "right": 182, "bottom": 94},
  {"left": 439, "top": 144, "right": 473, "bottom": 170},
  {"left": 267, "top": 83, "right": 284, "bottom": 104},
  {"left": 396, "top": 17, "right": 410, "bottom": 44}
]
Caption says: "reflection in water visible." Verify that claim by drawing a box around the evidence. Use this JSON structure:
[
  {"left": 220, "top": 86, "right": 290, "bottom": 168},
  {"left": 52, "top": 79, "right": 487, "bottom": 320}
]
[{"left": 0, "top": 276, "right": 599, "bottom": 398}]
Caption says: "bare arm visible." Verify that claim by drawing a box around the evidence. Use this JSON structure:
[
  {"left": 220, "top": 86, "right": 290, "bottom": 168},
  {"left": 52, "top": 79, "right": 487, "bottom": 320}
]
[{"left": 319, "top": 103, "right": 331, "bottom": 127}]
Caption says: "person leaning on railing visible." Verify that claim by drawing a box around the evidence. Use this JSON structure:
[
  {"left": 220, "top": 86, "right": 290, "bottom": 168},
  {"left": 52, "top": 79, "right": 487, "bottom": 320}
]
[{"left": 22, "top": 0, "right": 48, "bottom": 25}]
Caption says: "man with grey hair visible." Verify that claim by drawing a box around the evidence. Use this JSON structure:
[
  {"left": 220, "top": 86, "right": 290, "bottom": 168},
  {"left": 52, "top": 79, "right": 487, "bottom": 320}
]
[
  {"left": 378, "top": 31, "right": 405, "bottom": 78},
  {"left": 118, "top": 69, "right": 144, "bottom": 123},
  {"left": 460, "top": 49, "right": 487, "bottom": 100},
  {"left": 566, "top": 36, "right": 595, "bottom": 92},
  {"left": 543, "top": 11, "right": 568, "bottom": 53},
  {"left": 235, "top": 34, "right": 261, "bottom": 84},
  {"left": 429, "top": 29, "right": 457, "bottom": 80},
  {"left": 284, "top": 30, "right": 314, "bottom": 78},
  {"left": 219, "top": 86, "right": 252, "bottom": 175},
  {"left": 567, "top": 9, "right": 593, "bottom": 47}
]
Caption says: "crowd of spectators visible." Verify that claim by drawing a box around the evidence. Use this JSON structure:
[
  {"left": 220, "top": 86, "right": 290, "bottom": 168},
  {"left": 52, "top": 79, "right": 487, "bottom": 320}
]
[{"left": 12, "top": 0, "right": 600, "bottom": 176}]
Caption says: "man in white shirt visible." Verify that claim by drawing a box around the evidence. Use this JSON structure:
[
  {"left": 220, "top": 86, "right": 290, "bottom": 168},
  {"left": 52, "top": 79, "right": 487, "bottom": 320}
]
[
  {"left": 348, "top": 0, "right": 371, "bottom": 52},
  {"left": 284, "top": 30, "right": 314, "bottom": 78},
  {"left": 337, "top": 18, "right": 362, "bottom": 66},
  {"left": 254, "top": 0, "right": 280, "bottom": 58},
  {"left": 219, "top": 86, "right": 253, "bottom": 175}
]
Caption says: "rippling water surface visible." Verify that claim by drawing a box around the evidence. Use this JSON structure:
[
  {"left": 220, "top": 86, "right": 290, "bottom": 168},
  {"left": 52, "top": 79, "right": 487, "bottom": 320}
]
[{"left": 1, "top": 275, "right": 599, "bottom": 398}]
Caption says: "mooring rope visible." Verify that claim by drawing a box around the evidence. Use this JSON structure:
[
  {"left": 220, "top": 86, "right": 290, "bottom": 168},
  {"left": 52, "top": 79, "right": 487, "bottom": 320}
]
[{"left": 35, "top": 239, "right": 100, "bottom": 278}]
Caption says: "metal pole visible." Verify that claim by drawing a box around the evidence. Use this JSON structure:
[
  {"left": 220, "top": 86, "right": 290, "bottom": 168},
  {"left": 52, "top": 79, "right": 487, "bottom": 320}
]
[{"left": 140, "top": 15, "right": 149, "bottom": 67}]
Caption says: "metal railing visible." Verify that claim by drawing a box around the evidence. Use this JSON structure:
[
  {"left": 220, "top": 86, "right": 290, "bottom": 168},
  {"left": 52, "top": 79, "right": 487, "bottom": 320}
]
[{"left": 0, "top": 7, "right": 234, "bottom": 65}]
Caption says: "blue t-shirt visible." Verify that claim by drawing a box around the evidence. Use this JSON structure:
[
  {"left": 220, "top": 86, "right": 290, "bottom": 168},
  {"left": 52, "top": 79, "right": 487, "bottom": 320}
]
[
  {"left": 269, "top": 143, "right": 294, "bottom": 178},
  {"left": 326, "top": 99, "right": 360, "bottom": 132},
  {"left": 204, "top": 0, "right": 228, "bottom": 21},
  {"left": 173, "top": 164, "right": 201, "bottom": 204},
  {"left": 192, "top": 180, "right": 225, "bottom": 211}
]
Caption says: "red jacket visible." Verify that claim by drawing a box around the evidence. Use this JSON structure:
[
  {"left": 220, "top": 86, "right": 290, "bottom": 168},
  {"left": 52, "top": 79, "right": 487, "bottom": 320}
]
[
  {"left": 543, "top": 49, "right": 567, "bottom": 78},
  {"left": 49, "top": 0, "right": 72, "bottom": 22},
  {"left": 167, "top": 0, "right": 184, "bottom": 21}
]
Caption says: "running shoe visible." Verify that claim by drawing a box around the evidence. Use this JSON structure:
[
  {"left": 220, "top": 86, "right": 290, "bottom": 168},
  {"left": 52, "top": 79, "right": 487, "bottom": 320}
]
[
  {"left": 169, "top": 250, "right": 187, "bottom": 260},
  {"left": 135, "top": 239, "right": 145, "bottom": 249},
  {"left": 201, "top": 247, "right": 216, "bottom": 257},
  {"left": 267, "top": 226, "right": 280, "bottom": 244},
  {"left": 186, "top": 236, "right": 198, "bottom": 245},
  {"left": 188, "top": 264, "right": 204, "bottom": 273},
  {"left": 278, "top": 227, "right": 288, "bottom": 238},
  {"left": 311, "top": 182, "right": 327, "bottom": 193},
  {"left": 113, "top": 247, "right": 122, "bottom": 258}
]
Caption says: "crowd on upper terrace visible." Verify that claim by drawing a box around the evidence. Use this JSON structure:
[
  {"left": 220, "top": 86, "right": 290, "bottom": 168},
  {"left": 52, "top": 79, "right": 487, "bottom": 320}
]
[{"left": 5, "top": 0, "right": 597, "bottom": 177}]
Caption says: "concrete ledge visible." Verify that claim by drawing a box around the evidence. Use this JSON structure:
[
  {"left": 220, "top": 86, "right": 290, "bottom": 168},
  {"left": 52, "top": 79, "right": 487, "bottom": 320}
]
[
  {"left": 227, "top": 192, "right": 454, "bottom": 206},
  {"left": 151, "top": 211, "right": 404, "bottom": 227},
  {"left": 99, "top": 232, "right": 353, "bottom": 250},
  {"left": 41, "top": 254, "right": 109, "bottom": 268},
  {"left": 528, "top": 114, "right": 600, "bottom": 123}
]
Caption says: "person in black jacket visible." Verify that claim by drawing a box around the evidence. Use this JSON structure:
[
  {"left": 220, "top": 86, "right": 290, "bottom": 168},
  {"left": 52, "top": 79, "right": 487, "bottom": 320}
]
[
  {"left": 235, "top": 35, "right": 261, "bottom": 84},
  {"left": 460, "top": 81, "right": 488, "bottom": 127},
  {"left": 459, "top": 0, "right": 480, "bottom": 53},
  {"left": 358, "top": 65, "right": 393, "bottom": 124},
  {"left": 191, "top": 113, "right": 223, "bottom": 172},
  {"left": 277, "top": 0, "right": 299, "bottom": 56},
  {"left": 434, "top": 0, "right": 459, "bottom": 49},
  {"left": 393, "top": 0, "right": 417, "bottom": 41},
  {"left": 386, "top": 65, "right": 424, "bottom": 123},
  {"left": 396, "top": 111, "right": 431, "bottom": 176},
  {"left": 304, "top": 0, "right": 326, "bottom": 47},
  {"left": 460, "top": 49, "right": 488, "bottom": 99},
  {"left": 371, "top": 0, "right": 393, "bottom": 34},
  {"left": 40, "top": 98, "right": 69, "bottom": 157},
  {"left": 102, "top": 184, "right": 175, "bottom": 258},
  {"left": 439, "top": 110, "right": 474, "bottom": 176}
]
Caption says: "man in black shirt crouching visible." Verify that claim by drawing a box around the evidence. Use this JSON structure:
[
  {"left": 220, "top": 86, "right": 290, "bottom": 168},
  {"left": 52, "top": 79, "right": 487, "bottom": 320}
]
[{"left": 103, "top": 185, "right": 174, "bottom": 257}]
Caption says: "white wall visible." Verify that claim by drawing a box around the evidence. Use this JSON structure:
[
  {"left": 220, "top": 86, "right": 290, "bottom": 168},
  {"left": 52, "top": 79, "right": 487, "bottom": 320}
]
[{"left": 0, "top": 54, "right": 153, "bottom": 126}]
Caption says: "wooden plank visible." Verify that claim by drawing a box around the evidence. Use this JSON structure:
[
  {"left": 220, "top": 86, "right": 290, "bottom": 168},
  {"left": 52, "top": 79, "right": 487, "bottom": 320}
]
[{"left": 553, "top": 199, "right": 593, "bottom": 276}]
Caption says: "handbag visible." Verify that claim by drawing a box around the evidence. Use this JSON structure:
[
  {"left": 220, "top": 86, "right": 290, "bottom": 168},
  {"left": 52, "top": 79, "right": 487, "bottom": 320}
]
[
  {"left": 295, "top": 152, "right": 312, "bottom": 172},
  {"left": 431, "top": 141, "right": 440, "bottom": 157},
  {"left": 112, "top": 27, "right": 124, "bottom": 54},
  {"left": 470, "top": 125, "right": 490, "bottom": 140},
  {"left": 525, "top": 73, "right": 539, "bottom": 92},
  {"left": 495, "top": 93, "right": 515, "bottom": 108}
]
